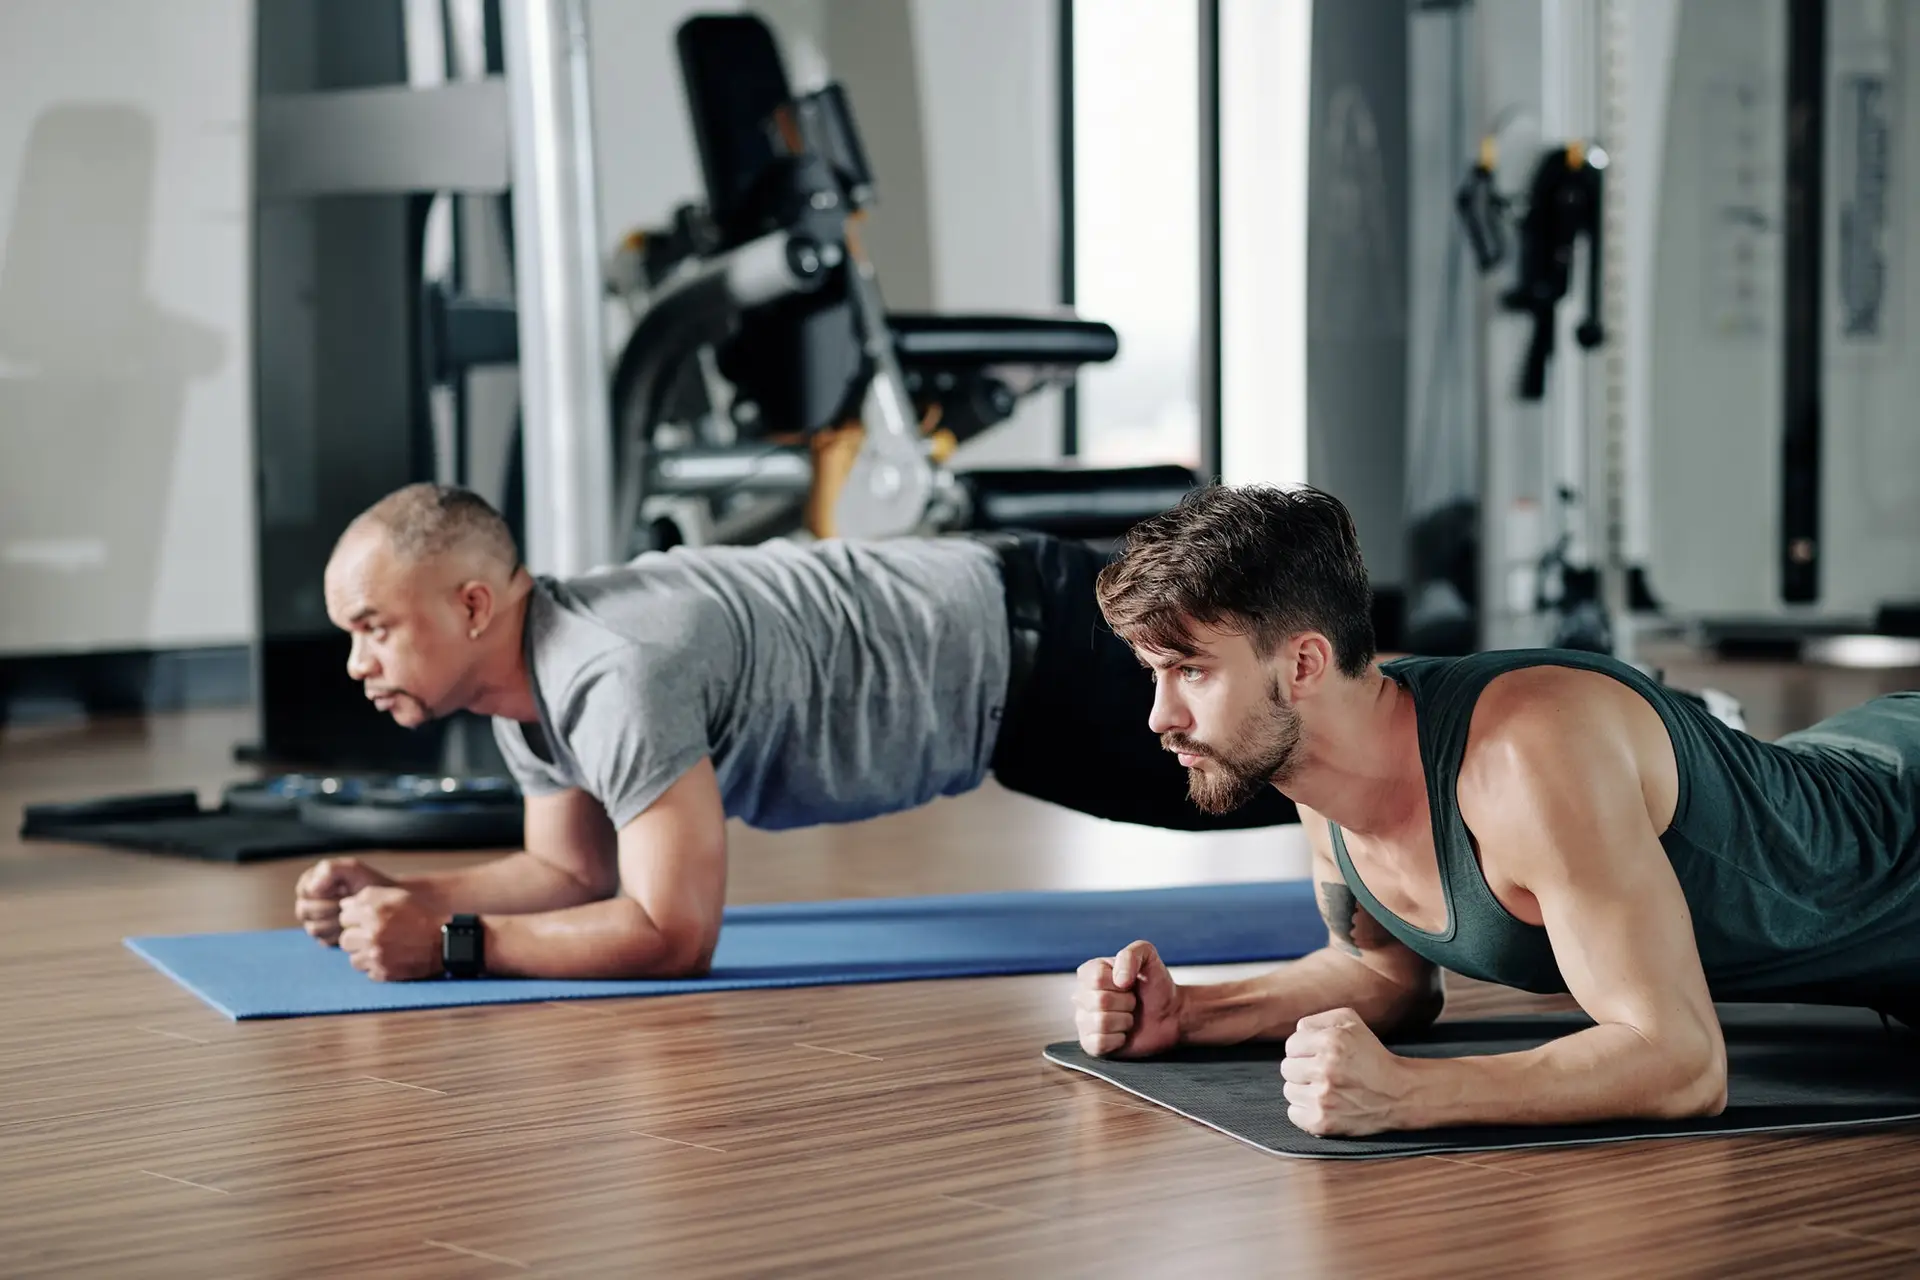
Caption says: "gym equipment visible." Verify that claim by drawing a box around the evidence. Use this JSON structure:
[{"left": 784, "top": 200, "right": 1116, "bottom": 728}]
[
  {"left": 1046, "top": 1002, "right": 1920, "bottom": 1160},
  {"left": 20, "top": 790, "right": 344, "bottom": 863},
  {"left": 1435, "top": 96, "right": 1622, "bottom": 658},
  {"left": 1407, "top": 0, "right": 1920, "bottom": 662},
  {"left": 122, "top": 879, "right": 1324, "bottom": 1019},
  {"left": 294, "top": 774, "right": 522, "bottom": 847},
  {"left": 1640, "top": 0, "right": 1920, "bottom": 652},
  {"left": 595, "top": 13, "right": 1177, "bottom": 555},
  {"left": 20, "top": 774, "right": 522, "bottom": 861},
  {"left": 248, "top": 0, "right": 533, "bottom": 775},
  {"left": 246, "top": 2, "right": 1198, "bottom": 776},
  {"left": 1406, "top": 2, "right": 1639, "bottom": 659},
  {"left": 1458, "top": 139, "right": 1607, "bottom": 403}
]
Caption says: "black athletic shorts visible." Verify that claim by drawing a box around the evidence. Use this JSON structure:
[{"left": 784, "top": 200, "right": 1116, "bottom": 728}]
[{"left": 979, "top": 531, "right": 1301, "bottom": 832}]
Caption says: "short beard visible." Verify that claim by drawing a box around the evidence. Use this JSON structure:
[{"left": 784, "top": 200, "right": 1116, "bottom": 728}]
[
  {"left": 1165, "top": 679, "right": 1303, "bottom": 816},
  {"left": 386, "top": 688, "right": 451, "bottom": 728}
]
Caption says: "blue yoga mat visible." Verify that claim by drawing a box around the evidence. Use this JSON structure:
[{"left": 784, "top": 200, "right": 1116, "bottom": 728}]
[{"left": 124, "top": 880, "right": 1322, "bottom": 1020}]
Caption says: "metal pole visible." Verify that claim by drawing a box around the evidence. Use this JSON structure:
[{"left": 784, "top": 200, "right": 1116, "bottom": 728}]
[
  {"left": 502, "top": 0, "right": 614, "bottom": 576},
  {"left": 1197, "top": 0, "right": 1222, "bottom": 484},
  {"left": 1058, "top": 0, "right": 1079, "bottom": 458},
  {"left": 1597, "top": 0, "right": 1634, "bottom": 663}
]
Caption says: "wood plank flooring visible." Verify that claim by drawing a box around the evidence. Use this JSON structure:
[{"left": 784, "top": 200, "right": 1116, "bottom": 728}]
[{"left": 2, "top": 646, "right": 1917, "bottom": 1278}]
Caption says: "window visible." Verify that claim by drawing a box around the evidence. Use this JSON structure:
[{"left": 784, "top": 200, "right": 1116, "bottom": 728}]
[
  {"left": 1068, "top": 0, "right": 1202, "bottom": 469},
  {"left": 1218, "top": 0, "right": 1310, "bottom": 486}
]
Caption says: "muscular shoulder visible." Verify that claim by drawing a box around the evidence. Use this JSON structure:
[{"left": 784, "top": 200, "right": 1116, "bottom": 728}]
[{"left": 1456, "top": 665, "right": 1678, "bottom": 855}]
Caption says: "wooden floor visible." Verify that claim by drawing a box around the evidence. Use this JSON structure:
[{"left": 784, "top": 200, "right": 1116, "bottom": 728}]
[{"left": 4, "top": 643, "right": 1919, "bottom": 1278}]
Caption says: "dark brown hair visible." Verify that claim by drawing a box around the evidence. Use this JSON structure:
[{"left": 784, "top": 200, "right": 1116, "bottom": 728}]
[{"left": 1095, "top": 483, "right": 1375, "bottom": 677}]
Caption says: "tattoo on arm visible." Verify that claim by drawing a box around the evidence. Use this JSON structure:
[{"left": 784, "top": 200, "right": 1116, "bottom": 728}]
[
  {"left": 1317, "top": 880, "right": 1398, "bottom": 958},
  {"left": 1317, "top": 881, "right": 1363, "bottom": 956}
]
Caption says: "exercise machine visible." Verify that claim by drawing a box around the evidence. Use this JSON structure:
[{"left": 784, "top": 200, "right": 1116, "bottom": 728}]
[
  {"left": 1454, "top": 126, "right": 1616, "bottom": 655},
  {"left": 1640, "top": 0, "right": 1920, "bottom": 655},
  {"left": 1406, "top": 0, "right": 1920, "bottom": 665},
  {"left": 431, "top": 9, "right": 1200, "bottom": 562},
  {"left": 248, "top": 1, "right": 1198, "bottom": 774},
  {"left": 1404, "top": 0, "right": 1628, "bottom": 659},
  {"left": 579, "top": 13, "right": 1193, "bottom": 557}
]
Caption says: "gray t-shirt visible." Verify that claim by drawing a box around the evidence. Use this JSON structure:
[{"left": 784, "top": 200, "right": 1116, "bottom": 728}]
[{"left": 491, "top": 536, "right": 1012, "bottom": 830}]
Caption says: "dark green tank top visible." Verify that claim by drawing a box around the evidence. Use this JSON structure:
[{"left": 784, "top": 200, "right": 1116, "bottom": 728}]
[{"left": 1328, "top": 649, "right": 1920, "bottom": 999}]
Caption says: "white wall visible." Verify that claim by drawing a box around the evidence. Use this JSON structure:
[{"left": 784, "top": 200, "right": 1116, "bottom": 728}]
[
  {"left": 910, "top": 0, "right": 1064, "bottom": 466},
  {"left": 0, "top": 0, "right": 253, "bottom": 655}
]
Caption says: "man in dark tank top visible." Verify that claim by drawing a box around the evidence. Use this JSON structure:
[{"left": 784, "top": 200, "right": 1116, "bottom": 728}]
[{"left": 1071, "top": 483, "right": 1920, "bottom": 1138}]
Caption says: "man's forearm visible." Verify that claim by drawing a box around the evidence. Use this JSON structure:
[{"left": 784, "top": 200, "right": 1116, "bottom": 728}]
[
  {"left": 1397, "top": 1022, "right": 1726, "bottom": 1129},
  {"left": 399, "top": 851, "right": 608, "bottom": 917},
  {"left": 481, "top": 896, "right": 713, "bottom": 980},
  {"left": 1179, "top": 948, "right": 1441, "bottom": 1046}
]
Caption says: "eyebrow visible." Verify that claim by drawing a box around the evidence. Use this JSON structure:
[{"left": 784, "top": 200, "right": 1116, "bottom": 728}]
[{"left": 346, "top": 607, "right": 380, "bottom": 626}]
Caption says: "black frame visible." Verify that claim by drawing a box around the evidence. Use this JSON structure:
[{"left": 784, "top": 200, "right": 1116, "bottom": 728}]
[{"left": 1781, "top": 0, "right": 1825, "bottom": 604}]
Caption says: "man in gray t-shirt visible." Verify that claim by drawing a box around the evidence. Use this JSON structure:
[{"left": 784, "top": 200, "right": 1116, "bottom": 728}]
[
  {"left": 493, "top": 535, "right": 1012, "bottom": 833},
  {"left": 291, "top": 484, "right": 1298, "bottom": 984}
]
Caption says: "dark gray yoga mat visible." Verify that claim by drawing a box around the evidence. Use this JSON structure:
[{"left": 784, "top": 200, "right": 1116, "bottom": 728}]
[{"left": 1045, "top": 1004, "right": 1920, "bottom": 1159}]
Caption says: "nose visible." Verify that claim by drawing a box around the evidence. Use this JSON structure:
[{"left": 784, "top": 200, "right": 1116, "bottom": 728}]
[
  {"left": 1147, "top": 673, "right": 1189, "bottom": 736},
  {"left": 345, "top": 634, "right": 376, "bottom": 682}
]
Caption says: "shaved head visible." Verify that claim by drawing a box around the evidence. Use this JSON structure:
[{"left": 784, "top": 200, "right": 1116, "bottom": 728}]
[
  {"left": 343, "top": 482, "right": 520, "bottom": 577},
  {"left": 325, "top": 484, "right": 530, "bottom": 729}
]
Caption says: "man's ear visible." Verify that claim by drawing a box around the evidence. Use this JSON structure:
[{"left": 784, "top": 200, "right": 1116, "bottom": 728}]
[
  {"left": 459, "top": 579, "right": 497, "bottom": 636},
  {"left": 1288, "top": 632, "right": 1336, "bottom": 690}
]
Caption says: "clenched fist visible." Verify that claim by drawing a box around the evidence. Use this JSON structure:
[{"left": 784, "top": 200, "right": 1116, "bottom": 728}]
[
  {"left": 338, "top": 886, "right": 448, "bottom": 982},
  {"left": 1281, "top": 1007, "right": 1410, "bottom": 1136},
  {"left": 1074, "top": 940, "right": 1184, "bottom": 1058},
  {"left": 294, "top": 857, "right": 395, "bottom": 945}
]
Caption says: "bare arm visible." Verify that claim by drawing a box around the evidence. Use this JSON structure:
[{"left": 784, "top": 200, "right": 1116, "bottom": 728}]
[
  {"left": 1393, "top": 699, "right": 1726, "bottom": 1128},
  {"left": 398, "top": 789, "right": 621, "bottom": 917},
  {"left": 1178, "top": 806, "right": 1444, "bottom": 1046},
  {"left": 478, "top": 757, "right": 729, "bottom": 980}
]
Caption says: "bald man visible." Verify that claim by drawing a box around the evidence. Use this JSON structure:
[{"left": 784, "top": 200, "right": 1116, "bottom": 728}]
[{"left": 296, "top": 482, "right": 1303, "bottom": 981}]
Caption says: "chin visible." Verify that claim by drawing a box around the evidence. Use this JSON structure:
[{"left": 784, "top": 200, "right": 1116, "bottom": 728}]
[
  {"left": 377, "top": 699, "right": 427, "bottom": 728},
  {"left": 1185, "top": 765, "right": 1269, "bottom": 817}
]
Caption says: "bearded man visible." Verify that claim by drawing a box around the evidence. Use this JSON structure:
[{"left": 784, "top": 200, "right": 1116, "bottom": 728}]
[{"left": 1071, "top": 482, "right": 1920, "bottom": 1138}]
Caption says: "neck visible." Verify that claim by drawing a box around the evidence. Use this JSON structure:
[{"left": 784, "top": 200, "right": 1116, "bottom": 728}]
[
  {"left": 460, "top": 589, "right": 539, "bottom": 722},
  {"left": 1276, "top": 666, "right": 1426, "bottom": 839}
]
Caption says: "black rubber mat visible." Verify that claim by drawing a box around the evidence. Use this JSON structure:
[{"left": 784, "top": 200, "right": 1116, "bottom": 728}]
[
  {"left": 20, "top": 791, "right": 370, "bottom": 863},
  {"left": 20, "top": 783, "right": 522, "bottom": 862},
  {"left": 1045, "top": 1004, "right": 1920, "bottom": 1159}
]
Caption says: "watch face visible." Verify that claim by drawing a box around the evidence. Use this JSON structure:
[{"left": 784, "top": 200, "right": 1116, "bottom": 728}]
[{"left": 446, "top": 931, "right": 481, "bottom": 966}]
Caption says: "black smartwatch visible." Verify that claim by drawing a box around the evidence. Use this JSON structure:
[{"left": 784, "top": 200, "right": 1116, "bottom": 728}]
[{"left": 442, "top": 914, "right": 485, "bottom": 979}]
